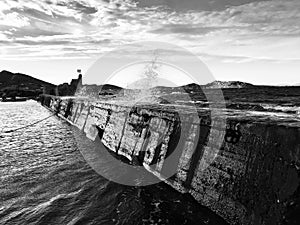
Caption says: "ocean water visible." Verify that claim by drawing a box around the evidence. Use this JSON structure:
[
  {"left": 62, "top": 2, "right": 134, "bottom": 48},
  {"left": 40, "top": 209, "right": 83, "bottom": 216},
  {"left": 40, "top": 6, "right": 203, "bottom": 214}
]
[{"left": 0, "top": 101, "right": 227, "bottom": 225}]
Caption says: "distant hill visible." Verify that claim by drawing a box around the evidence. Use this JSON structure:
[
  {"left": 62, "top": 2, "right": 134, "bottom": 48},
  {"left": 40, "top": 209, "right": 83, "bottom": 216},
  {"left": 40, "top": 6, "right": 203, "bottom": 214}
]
[
  {"left": 169, "top": 81, "right": 254, "bottom": 93},
  {"left": 0, "top": 70, "right": 55, "bottom": 91},
  {"left": 101, "top": 84, "right": 123, "bottom": 91},
  {"left": 76, "top": 84, "right": 123, "bottom": 98},
  {"left": 203, "top": 81, "right": 254, "bottom": 89},
  {"left": 180, "top": 83, "right": 202, "bottom": 91}
]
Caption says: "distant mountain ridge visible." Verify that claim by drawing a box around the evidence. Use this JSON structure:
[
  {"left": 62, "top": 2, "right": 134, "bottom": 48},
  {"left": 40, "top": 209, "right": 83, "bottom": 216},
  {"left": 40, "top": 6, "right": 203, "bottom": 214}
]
[
  {"left": 202, "top": 81, "right": 254, "bottom": 89},
  {"left": 0, "top": 70, "right": 55, "bottom": 91},
  {"left": 1, "top": 69, "right": 299, "bottom": 99},
  {"left": 170, "top": 81, "right": 254, "bottom": 92}
]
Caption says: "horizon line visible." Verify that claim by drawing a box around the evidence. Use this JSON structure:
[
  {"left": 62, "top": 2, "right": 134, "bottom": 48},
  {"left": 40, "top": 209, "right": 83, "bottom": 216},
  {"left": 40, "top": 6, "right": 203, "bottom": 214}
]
[{"left": 1, "top": 69, "right": 299, "bottom": 87}]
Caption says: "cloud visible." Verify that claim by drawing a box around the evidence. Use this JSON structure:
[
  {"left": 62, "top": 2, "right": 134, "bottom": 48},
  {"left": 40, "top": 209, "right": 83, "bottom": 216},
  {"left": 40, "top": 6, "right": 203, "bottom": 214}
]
[
  {"left": 150, "top": 24, "right": 247, "bottom": 36},
  {"left": 147, "top": 0, "right": 300, "bottom": 37},
  {"left": 0, "top": 12, "right": 30, "bottom": 28},
  {"left": 0, "top": 0, "right": 299, "bottom": 63},
  {"left": 199, "top": 52, "right": 300, "bottom": 64},
  {"left": 136, "top": 0, "right": 268, "bottom": 11}
]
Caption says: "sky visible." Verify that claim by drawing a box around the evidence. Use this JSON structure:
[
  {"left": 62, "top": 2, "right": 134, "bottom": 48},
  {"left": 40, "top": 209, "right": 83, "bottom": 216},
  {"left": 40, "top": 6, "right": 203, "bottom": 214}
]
[
  {"left": 0, "top": 0, "right": 300, "bottom": 86},
  {"left": 102, "top": 61, "right": 196, "bottom": 88}
]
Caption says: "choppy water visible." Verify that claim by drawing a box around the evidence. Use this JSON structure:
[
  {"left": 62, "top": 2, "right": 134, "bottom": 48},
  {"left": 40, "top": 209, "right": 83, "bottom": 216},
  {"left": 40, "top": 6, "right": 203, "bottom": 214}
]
[{"left": 0, "top": 101, "right": 227, "bottom": 225}]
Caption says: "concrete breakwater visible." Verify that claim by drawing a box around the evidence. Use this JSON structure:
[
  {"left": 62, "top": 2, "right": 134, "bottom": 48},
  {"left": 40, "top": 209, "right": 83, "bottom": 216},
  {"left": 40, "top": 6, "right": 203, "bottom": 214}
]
[{"left": 40, "top": 95, "right": 299, "bottom": 225}]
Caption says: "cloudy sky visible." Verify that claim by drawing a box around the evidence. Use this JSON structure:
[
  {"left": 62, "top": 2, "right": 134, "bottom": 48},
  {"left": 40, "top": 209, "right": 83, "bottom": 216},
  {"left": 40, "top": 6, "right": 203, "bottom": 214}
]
[{"left": 0, "top": 0, "right": 300, "bottom": 85}]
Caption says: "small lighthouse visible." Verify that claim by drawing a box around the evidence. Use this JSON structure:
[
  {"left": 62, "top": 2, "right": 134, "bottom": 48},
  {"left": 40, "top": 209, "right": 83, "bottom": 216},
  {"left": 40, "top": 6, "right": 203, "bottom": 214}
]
[{"left": 77, "top": 69, "right": 82, "bottom": 86}]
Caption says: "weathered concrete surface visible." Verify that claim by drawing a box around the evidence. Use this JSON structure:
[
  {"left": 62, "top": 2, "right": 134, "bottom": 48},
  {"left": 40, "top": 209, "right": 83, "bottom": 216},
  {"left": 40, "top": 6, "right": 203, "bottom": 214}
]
[{"left": 40, "top": 95, "right": 300, "bottom": 225}]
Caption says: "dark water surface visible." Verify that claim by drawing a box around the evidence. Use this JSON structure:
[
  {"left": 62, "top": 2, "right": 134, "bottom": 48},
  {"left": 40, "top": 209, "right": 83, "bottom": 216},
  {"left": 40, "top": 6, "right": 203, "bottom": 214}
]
[{"left": 0, "top": 101, "right": 227, "bottom": 225}]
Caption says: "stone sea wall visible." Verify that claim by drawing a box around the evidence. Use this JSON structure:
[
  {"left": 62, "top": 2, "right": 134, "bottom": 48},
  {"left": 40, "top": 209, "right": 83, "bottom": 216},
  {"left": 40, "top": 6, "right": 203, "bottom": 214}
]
[{"left": 40, "top": 95, "right": 300, "bottom": 225}]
